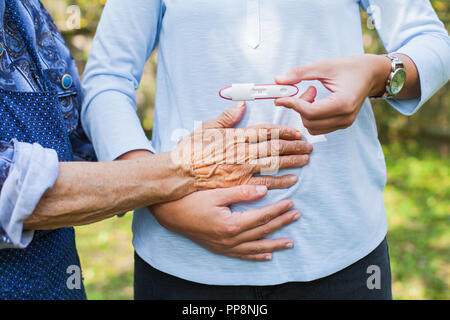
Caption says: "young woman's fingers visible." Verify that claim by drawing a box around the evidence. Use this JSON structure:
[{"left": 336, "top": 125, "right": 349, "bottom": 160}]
[
  {"left": 298, "top": 86, "right": 317, "bottom": 103},
  {"left": 235, "top": 253, "right": 273, "bottom": 261},
  {"left": 226, "top": 238, "right": 294, "bottom": 260},
  {"left": 275, "top": 64, "right": 325, "bottom": 84},
  {"left": 301, "top": 114, "right": 354, "bottom": 131},
  {"left": 209, "top": 185, "right": 268, "bottom": 207},
  {"left": 274, "top": 96, "right": 311, "bottom": 116},
  {"left": 233, "top": 210, "right": 301, "bottom": 244},
  {"left": 231, "top": 199, "right": 294, "bottom": 233},
  {"left": 275, "top": 93, "right": 348, "bottom": 120}
]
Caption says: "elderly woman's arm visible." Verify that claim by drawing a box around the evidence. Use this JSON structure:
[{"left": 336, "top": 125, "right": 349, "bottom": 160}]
[
  {"left": 21, "top": 102, "right": 311, "bottom": 231},
  {"left": 1, "top": 103, "right": 311, "bottom": 251},
  {"left": 24, "top": 151, "right": 188, "bottom": 230},
  {"left": 0, "top": 139, "right": 60, "bottom": 248}
]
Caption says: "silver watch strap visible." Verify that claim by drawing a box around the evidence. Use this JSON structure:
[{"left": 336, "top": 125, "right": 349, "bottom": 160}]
[{"left": 370, "top": 53, "right": 404, "bottom": 100}]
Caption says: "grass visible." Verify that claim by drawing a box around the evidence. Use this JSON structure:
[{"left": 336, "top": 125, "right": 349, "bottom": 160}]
[
  {"left": 75, "top": 141, "right": 449, "bottom": 300},
  {"left": 75, "top": 213, "right": 134, "bottom": 300},
  {"left": 383, "top": 140, "right": 449, "bottom": 299}
]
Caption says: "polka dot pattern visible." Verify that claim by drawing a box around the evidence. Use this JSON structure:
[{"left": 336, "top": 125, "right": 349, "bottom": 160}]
[
  {"left": 0, "top": 228, "right": 86, "bottom": 300},
  {"left": 0, "top": 0, "right": 86, "bottom": 300}
]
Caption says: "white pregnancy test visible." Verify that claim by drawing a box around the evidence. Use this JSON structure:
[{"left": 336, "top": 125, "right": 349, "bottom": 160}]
[{"left": 219, "top": 83, "right": 299, "bottom": 101}]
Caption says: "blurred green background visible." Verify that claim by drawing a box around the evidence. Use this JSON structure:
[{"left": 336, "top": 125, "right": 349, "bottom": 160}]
[{"left": 42, "top": 0, "right": 449, "bottom": 299}]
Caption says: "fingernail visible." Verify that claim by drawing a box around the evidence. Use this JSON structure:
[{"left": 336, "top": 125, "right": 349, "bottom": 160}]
[
  {"left": 296, "top": 131, "right": 302, "bottom": 139},
  {"left": 287, "top": 200, "right": 295, "bottom": 209},
  {"left": 285, "top": 242, "right": 293, "bottom": 248},
  {"left": 293, "top": 212, "right": 301, "bottom": 221},
  {"left": 256, "top": 185, "right": 267, "bottom": 195},
  {"left": 289, "top": 175, "right": 298, "bottom": 183},
  {"left": 265, "top": 254, "right": 272, "bottom": 260}
]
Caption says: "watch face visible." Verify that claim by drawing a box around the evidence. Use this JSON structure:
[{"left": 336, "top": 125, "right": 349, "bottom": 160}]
[{"left": 390, "top": 69, "right": 406, "bottom": 96}]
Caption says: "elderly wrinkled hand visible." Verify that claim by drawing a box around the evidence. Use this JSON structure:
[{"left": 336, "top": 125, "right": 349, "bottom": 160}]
[{"left": 174, "top": 98, "right": 315, "bottom": 190}]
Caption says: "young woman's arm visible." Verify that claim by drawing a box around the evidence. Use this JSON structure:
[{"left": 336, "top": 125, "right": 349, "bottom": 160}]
[
  {"left": 274, "top": 0, "right": 449, "bottom": 135},
  {"left": 274, "top": 53, "right": 423, "bottom": 135}
]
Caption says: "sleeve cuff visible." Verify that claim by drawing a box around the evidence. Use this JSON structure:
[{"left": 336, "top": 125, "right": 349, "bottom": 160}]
[
  {"left": 0, "top": 141, "right": 59, "bottom": 249},
  {"left": 387, "top": 34, "right": 450, "bottom": 116}
]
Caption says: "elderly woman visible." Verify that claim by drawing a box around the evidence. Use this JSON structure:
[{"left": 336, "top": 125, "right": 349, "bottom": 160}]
[{"left": 0, "top": 0, "right": 313, "bottom": 299}]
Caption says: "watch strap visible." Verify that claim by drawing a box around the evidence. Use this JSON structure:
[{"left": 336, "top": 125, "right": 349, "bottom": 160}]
[{"left": 370, "top": 53, "right": 405, "bottom": 100}]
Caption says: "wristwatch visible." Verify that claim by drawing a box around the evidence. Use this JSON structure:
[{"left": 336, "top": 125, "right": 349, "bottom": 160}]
[{"left": 371, "top": 53, "right": 406, "bottom": 99}]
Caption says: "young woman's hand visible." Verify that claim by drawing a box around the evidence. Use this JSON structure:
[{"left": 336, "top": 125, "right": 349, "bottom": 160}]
[
  {"left": 150, "top": 185, "right": 300, "bottom": 261},
  {"left": 274, "top": 54, "right": 419, "bottom": 135}
]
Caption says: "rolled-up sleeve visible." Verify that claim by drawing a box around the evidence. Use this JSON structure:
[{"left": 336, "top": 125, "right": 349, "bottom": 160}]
[
  {"left": 361, "top": 0, "right": 450, "bottom": 115},
  {"left": 0, "top": 140, "right": 59, "bottom": 249},
  {"left": 81, "top": 0, "right": 162, "bottom": 161}
]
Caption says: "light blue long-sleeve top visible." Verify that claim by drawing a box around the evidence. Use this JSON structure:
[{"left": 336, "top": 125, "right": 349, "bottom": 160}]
[{"left": 81, "top": 0, "right": 450, "bottom": 285}]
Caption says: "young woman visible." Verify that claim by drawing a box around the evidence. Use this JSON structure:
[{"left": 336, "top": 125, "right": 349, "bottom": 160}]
[
  {"left": 0, "top": 0, "right": 313, "bottom": 299},
  {"left": 82, "top": 0, "right": 449, "bottom": 299}
]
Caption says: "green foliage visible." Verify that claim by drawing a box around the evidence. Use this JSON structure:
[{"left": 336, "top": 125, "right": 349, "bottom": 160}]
[
  {"left": 75, "top": 214, "right": 134, "bottom": 300},
  {"left": 361, "top": 2, "right": 449, "bottom": 143},
  {"left": 383, "top": 142, "right": 449, "bottom": 299}
]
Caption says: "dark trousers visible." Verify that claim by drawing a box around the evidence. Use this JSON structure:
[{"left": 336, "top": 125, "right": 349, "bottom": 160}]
[{"left": 134, "top": 238, "right": 392, "bottom": 300}]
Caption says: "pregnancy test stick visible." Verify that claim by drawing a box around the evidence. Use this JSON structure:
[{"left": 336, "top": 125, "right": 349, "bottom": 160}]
[{"left": 219, "top": 83, "right": 298, "bottom": 101}]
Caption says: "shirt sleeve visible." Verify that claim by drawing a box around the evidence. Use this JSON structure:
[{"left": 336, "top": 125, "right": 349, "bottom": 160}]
[
  {"left": 0, "top": 140, "right": 59, "bottom": 249},
  {"left": 81, "top": 0, "right": 162, "bottom": 161},
  {"left": 360, "top": 0, "right": 450, "bottom": 115}
]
